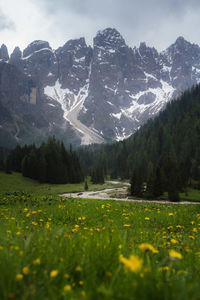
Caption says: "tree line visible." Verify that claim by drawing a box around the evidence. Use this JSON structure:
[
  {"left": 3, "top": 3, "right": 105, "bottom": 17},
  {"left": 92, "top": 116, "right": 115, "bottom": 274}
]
[{"left": 3, "top": 137, "right": 83, "bottom": 184}]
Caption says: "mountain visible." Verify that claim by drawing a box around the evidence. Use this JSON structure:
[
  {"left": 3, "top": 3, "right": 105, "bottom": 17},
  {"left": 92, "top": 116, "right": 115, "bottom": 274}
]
[{"left": 1, "top": 29, "right": 200, "bottom": 147}]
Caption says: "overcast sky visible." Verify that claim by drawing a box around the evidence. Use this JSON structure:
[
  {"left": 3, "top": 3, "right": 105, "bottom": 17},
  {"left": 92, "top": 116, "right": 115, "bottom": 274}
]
[{"left": 1, "top": 0, "right": 200, "bottom": 54}]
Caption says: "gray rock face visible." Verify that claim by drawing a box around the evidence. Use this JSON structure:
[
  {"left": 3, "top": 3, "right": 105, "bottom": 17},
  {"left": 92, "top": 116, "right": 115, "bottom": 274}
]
[
  {"left": 2, "top": 28, "right": 200, "bottom": 146},
  {"left": 56, "top": 37, "right": 92, "bottom": 92},
  {"left": 0, "top": 44, "right": 9, "bottom": 61}
]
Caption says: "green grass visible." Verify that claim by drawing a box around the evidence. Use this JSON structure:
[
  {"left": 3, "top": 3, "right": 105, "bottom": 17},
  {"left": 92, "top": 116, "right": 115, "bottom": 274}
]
[
  {"left": 0, "top": 172, "right": 123, "bottom": 196},
  {"left": 179, "top": 189, "right": 200, "bottom": 202},
  {"left": 0, "top": 195, "right": 200, "bottom": 299}
]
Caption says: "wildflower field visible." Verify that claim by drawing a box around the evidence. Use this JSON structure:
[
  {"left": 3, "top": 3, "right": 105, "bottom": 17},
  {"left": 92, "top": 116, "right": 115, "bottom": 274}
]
[{"left": 0, "top": 193, "right": 200, "bottom": 300}]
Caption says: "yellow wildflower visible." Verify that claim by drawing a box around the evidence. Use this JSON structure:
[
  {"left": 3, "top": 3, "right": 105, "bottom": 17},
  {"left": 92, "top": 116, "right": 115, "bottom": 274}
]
[
  {"left": 33, "top": 258, "right": 41, "bottom": 265},
  {"left": 46, "top": 222, "right": 50, "bottom": 229},
  {"left": 119, "top": 254, "right": 143, "bottom": 272},
  {"left": 145, "top": 217, "right": 150, "bottom": 221},
  {"left": 22, "top": 267, "right": 29, "bottom": 275},
  {"left": 139, "top": 243, "right": 158, "bottom": 254},
  {"left": 16, "top": 232, "right": 21, "bottom": 236},
  {"left": 177, "top": 270, "right": 188, "bottom": 275},
  {"left": 170, "top": 239, "right": 178, "bottom": 244},
  {"left": 32, "top": 222, "right": 38, "bottom": 226},
  {"left": 50, "top": 270, "right": 59, "bottom": 278},
  {"left": 169, "top": 249, "right": 182, "bottom": 259},
  {"left": 64, "top": 284, "right": 72, "bottom": 292},
  {"left": 75, "top": 266, "right": 82, "bottom": 272},
  {"left": 16, "top": 274, "right": 23, "bottom": 281},
  {"left": 123, "top": 224, "right": 131, "bottom": 227},
  {"left": 168, "top": 213, "right": 174, "bottom": 216}
]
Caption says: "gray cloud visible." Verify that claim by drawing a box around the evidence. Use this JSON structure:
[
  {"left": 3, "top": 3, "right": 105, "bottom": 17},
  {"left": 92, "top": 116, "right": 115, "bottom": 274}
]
[
  {"left": 2, "top": 0, "right": 200, "bottom": 53},
  {"left": 0, "top": 9, "right": 14, "bottom": 31},
  {"left": 29, "top": 0, "right": 200, "bottom": 51}
]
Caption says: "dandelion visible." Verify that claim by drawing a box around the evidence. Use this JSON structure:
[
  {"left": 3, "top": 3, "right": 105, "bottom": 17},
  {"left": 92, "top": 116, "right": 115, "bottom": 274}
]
[
  {"left": 145, "top": 217, "right": 150, "bottom": 221},
  {"left": 169, "top": 249, "right": 182, "bottom": 259},
  {"left": 123, "top": 224, "right": 131, "bottom": 227},
  {"left": 46, "top": 222, "right": 50, "bottom": 229},
  {"left": 119, "top": 254, "right": 143, "bottom": 272},
  {"left": 31, "top": 211, "right": 37, "bottom": 215},
  {"left": 64, "top": 284, "right": 72, "bottom": 292},
  {"left": 177, "top": 270, "right": 188, "bottom": 275},
  {"left": 33, "top": 258, "right": 41, "bottom": 265},
  {"left": 170, "top": 239, "right": 178, "bottom": 244},
  {"left": 75, "top": 266, "right": 82, "bottom": 272},
  {"left": 118, "top": 244, "right": 123, "bottom": 249},
  {"left": 139, "top": 243, "right": 158, "bottom": 254},
  {"left": 168, "top": 213, "right": 174, "bottom": 216},
  {"left": 16, "top": 274, "right": 23, "bottom": 281},
  {"left": 189, "top": 235, "right": 195, "bottom": 240},
  {"left": 81, "top": 291, "right": 86, "bottom": 297},
  {"left": 50, "top": 270, "right": 59, "bottom": 278},
  {"left": 22, "top": 267, "right": 29, "bottom": 275},
  {"left": 16, "top": 232, "right": 21, "bottom": 236},
  {"left": 32, "top": 222, "right": 38, "bottom": 226}
]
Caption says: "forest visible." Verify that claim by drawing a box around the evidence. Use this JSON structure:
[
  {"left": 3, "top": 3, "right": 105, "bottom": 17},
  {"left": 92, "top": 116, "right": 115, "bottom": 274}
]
[
  {"left": 1, "top": 137, "right": 83, "bottom": 184},
  {"left": 78, "top": 84, "right": 200, "bottom": 201}
]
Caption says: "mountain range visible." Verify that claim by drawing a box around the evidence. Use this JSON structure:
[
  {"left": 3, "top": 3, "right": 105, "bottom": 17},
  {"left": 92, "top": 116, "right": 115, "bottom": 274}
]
[{"left": 1, "top": 28, "right": 200, "bottom": 148}]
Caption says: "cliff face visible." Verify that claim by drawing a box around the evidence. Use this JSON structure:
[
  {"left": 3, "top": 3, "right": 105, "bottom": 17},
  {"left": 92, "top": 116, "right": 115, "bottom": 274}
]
[{"left": 1, "top": 29, "right": 200, "bottom": 147}]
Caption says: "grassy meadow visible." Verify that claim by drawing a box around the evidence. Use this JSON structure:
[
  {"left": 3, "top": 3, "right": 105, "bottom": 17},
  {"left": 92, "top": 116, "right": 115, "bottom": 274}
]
[
  {"left": 0, "top": 172, "right": 123, "bottom": 196},
  {"left": 0, "top": 172, "right": 200, "bottom": 299}
]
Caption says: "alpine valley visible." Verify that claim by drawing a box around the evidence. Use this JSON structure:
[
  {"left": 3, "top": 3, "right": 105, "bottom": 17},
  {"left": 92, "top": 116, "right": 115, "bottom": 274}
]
[{"left": 1, "top": 28, "right": 200, "bottom": 148}]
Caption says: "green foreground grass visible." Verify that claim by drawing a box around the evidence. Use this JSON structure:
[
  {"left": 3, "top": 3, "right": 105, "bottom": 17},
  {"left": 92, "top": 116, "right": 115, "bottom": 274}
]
[{"left": 0, "top": 194, "right": 200, "bottom": 299}]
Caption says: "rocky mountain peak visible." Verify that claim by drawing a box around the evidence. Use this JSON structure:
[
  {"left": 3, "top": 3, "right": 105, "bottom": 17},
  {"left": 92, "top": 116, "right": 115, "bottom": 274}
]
[
  {"left": 94, "top": 28, "right": 126, "bottom": 49},
  {"left": 139, "top": 42, "right": 158, "bottom": 58},
  {"left": 10, "top": 47, "right": 22, "bottom": 60},
  {"left": 23, "top": 40, "right": 51, "bottom": 57},
  {"left": 0, "top": 44, "right": 9, "bottom": 61},
  {"left": 61, "top": 37, "right": 87, "bottom": 51}
]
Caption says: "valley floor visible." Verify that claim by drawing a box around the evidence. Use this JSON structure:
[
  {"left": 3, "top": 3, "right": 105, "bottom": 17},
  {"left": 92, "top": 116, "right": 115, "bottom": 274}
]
[{"left": 61, "top": 187, "right": 200, "bottom": 205}]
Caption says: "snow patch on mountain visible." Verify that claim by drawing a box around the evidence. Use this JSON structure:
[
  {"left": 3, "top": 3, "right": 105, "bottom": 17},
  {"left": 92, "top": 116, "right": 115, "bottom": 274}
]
[
  {"left": 124, "top": 80, "right": 175, "bottom": 117},
  {"left": 44, "top": 80, "right": 89, "bottom": 121}
]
